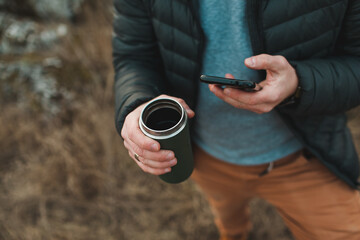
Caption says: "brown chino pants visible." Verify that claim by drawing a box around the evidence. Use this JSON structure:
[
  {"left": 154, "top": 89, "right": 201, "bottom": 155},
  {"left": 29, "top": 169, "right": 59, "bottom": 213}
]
[{"left": 191, "top": 146, "right": 360, "bottom": 240}]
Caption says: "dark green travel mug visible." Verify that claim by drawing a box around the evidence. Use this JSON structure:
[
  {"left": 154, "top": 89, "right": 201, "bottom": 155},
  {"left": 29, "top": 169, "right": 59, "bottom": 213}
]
[{"left": 139, "top": 98, "right": 194, "bottom": 184}]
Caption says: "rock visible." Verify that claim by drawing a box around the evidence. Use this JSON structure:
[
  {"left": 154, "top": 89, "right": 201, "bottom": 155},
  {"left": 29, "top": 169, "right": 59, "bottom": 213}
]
[
  {"left": 4, "top": 21, "right": 36, "bottom": 47},
  {"left": 0, "top": 60, "right": 72, "bottom": 115},
  {"left": 0, "top": 1, "right": 88, "bottom": 116},
  {"left": 0, "top": 12, "right": 68, "bottom": 54},
  {"left": 30, "top": 0, "right": 85, "bottom": 20},
  {"left": 43, "top": 57, "right": 63, "bottom": 69}
]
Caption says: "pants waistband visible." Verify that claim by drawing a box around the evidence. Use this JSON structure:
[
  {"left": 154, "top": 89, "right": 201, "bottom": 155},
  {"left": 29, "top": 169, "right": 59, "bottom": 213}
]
[{"left": 259, "top": 149, "right": 303, "bottom": 176}]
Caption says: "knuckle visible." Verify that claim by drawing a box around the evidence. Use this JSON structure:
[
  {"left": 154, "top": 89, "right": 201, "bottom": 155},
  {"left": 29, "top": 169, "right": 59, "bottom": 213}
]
[
  {"left": 261, "top": 57, "right": 269, "bottom": 67},
  {"left": 132, "top": 144, "right": 143, "bottom": 156},
  {"left": 123, "top": 114, "right": 133, "bottom": 125},
  {"left": 258, "top": 54, "right": 267, "bottom": 62},
  {"left": 127, "top": 129, "right": 134, "bottom": 139},
  {"left": 123, "top": 140, "right": 130, "bottom": 150},
  {"left": 121, "top": 124, "right": 129, "bottom": 139},
  {"left": 137, "top": 147, "right": 144, "bottom": 157},
  {"left": 136, "top": 139, "right": 146, "bottom": 149},
  {"left": 160, "top": 152, "right": 168, "bottom": 161},
  {"left": 142, "top": 165, "right": 149, "bottom": 173},
  {"left": 277, "top": 55, "right": 287, "bottom": 66},
  {"left": 262, "top": 106, "right": 273, "bottom": 113},
  {"left": 138, "top": 138, "right": 151, "bottom": 150},
  {"left": 268, "top": 93, "right": 279, "bottom": 103},
  {"left": 177, "top": 98, "right": 185, "bottom": 104},
  {"left": 139, "top": 140, "right": 154, "bottom": 152}
]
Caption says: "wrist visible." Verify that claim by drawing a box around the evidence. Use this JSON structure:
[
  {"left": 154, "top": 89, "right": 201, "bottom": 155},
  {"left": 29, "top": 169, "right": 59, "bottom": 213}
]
[{"left": 279, "top": 85, "right": 302, "bottom": 106}]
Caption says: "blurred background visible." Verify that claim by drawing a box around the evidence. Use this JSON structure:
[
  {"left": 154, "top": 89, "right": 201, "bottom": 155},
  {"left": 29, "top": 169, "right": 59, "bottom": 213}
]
[{"left": 0, "top": 0, "right": 359, "bottom": 239}]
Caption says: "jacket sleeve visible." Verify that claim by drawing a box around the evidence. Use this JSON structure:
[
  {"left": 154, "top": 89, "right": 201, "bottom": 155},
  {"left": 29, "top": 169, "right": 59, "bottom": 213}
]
[
  {"left": 281, "top": 0, "right": 360, "bottom": 116},
  {"left": 112, "top": 0, "right": 167, "bottom": 135}
]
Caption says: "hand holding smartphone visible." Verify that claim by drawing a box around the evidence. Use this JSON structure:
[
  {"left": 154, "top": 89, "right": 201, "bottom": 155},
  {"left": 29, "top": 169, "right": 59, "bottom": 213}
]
[{"left": 200, "top": 75, "right": 262, "bottom": 92}]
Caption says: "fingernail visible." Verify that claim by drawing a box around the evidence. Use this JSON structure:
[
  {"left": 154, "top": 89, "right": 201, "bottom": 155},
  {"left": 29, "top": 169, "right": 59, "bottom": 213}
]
[
  {"left": 170, "top": 159, "right": 177, "bottom": 166},
  {"left": 224, "top": 88, "right": 230, "bottom": 95},
  {"left": 165, "top": 168, "right": 171, "bottom": 173},
  {"left": 167, "top": 152, "right": 174, "bottom": 160},
  {"left": 246, "top": 58, "right": 255, "bottom": 67},
  {"left": 151, "top": 143, "right": 159, "bottom": 151}
]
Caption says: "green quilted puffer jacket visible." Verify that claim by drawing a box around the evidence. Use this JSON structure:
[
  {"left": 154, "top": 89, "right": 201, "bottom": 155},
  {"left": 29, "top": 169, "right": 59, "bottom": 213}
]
[{"left": 112, "top": 0, "right": 360, "bottom": 188}]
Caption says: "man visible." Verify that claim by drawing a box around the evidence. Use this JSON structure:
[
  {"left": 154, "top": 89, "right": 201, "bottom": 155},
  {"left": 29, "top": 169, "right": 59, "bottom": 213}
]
[{"left": 113, "top": 0, "right": 360, "bottom": 239}]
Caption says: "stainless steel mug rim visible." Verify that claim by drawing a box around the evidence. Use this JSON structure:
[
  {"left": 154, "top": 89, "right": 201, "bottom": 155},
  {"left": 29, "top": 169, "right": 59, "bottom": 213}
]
[{"left": 139, "top": 98, "right": 187, "bottom": 140}]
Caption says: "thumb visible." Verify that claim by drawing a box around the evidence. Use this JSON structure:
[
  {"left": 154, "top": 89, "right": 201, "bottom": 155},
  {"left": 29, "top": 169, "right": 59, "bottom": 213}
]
[
  {"left": 156, "top": 95, "right": 195, "bottom": 119},
  {"left": 245, "top": 54, "right": 287, "bottom": 73}
]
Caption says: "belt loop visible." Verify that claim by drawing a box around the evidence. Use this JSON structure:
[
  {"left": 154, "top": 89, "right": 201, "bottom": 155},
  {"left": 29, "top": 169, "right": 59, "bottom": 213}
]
[{"left": 259, "top": 162, "right": 274, "bottom": 177}]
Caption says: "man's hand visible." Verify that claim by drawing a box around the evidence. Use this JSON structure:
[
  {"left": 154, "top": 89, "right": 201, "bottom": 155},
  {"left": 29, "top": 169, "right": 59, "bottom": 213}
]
[
  {"left": 209, "top": 54, "right": 299, "bottom": 114},
  {"left": 121, "top": 94, "right": 195, "bottom": 175}
]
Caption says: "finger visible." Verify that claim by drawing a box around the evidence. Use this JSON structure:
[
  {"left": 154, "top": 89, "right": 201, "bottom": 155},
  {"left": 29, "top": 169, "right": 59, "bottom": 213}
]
[
  {"left": 125, "top": 137, "right": 176, "bottom": 162},
  {"left": 225, "top": 73, "right": 235, "bottom": 79},
  {"left": 121, "top": 106, "right": 160, "bottom": 152},
  {"left": 223, "top": 87, "right": 264, "bottom": 105},
  {"left": 125, "top": 141, "right": 174, "bottom": 174},
  {"left": 139, "top": 162, "right": 172, "bottom": 175},
  {"left": 210, "top": 84, "right": 275, "bottom": 113},
  {"left": 156, "top": 95, "right": 195, "bottom": 118},
  {"left": 126, "top": 142, "right": 177, "bottom": 169},
  {"left": 209, "top": 84, "right": 248, "bottom": 108},
  {"left": 245, "top": 54, "right": 288, "bottom": 73},
  {"left": 172, "top": 97, "right": 195, "bottom": 118},
  {"left": 134, "top": 155, "right": 172, "bottom": 175},
  {"left": 126, "top": 118, "right": 160, "bottom": 152},
  {"left": 142, "top": 158, "right": 177, "bottom": 169},
  {"left": 209, "top": 84, "right": 229, "bottom": 100}
]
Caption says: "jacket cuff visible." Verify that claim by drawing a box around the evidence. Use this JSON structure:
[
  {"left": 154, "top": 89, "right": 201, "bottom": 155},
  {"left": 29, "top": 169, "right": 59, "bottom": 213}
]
[
  {"left": 115, "top": 93, "right": 156, "bottom": 137},
  {"left": 278, "top": 60, "right": 316, "bottom": 116}
]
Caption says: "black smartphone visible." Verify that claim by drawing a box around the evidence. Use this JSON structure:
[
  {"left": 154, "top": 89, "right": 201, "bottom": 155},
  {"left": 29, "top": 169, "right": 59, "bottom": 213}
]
[{"left": 200, "top": 75, "right": 262, "bottom": 92}]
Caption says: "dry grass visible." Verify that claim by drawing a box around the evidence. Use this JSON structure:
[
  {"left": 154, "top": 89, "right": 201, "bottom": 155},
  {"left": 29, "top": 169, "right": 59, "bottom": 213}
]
[
  {"left": 0, "top": 90, "right": 294, "bottom": 240},
  {"left": 0, "top": 1, "right": 219, "bottom": 239},
  {"left": 1, "top": 1, "right": 360, "bottom": 240},
  {"left": 0, "top": 96, "right": 219, "bottom": 240}
]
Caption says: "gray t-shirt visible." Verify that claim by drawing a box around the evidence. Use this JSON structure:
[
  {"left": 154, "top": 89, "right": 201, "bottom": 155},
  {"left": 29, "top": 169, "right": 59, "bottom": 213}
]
[{"left": 192, "top": 0, "right": 302, "bottom": 165}]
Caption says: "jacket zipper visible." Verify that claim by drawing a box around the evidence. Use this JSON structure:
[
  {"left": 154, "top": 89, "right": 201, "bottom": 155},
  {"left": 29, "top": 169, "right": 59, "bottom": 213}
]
[{"left": 188, "top": 0, "right": 204, "bottom": 109}]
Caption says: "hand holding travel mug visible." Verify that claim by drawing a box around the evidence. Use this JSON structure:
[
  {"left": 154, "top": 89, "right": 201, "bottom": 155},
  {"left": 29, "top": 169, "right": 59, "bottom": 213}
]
[{"left": 139, "top": 98, "right": 194, "bottom": 184}]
